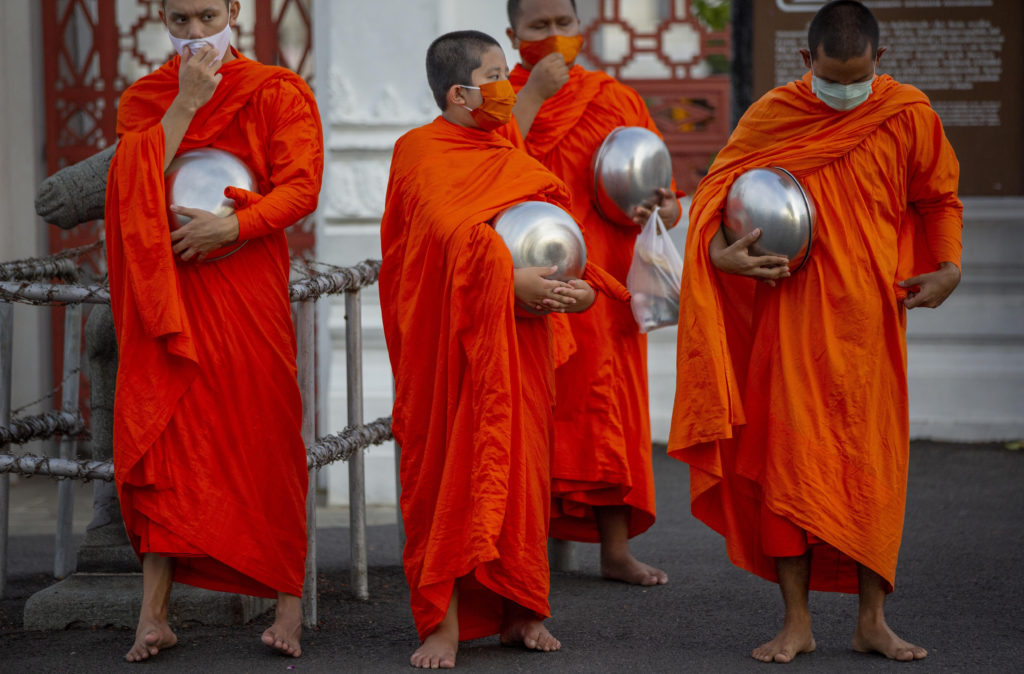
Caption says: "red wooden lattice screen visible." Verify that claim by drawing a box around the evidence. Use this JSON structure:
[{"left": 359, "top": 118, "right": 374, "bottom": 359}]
[{"left": 578, "top": 0, "right": 731, "bottom": 195}]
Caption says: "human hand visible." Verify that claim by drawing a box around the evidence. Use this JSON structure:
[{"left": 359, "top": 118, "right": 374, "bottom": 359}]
[
  {"left": 708, "top": 227, "right": 790, "bottom": 287},
  {"left": 176, "top": 44, "right": 223, "bottom": 112},
  {"left": 169, "top": 205, "right": 239, "bottom": 262},
  {"left": 522, "top": 53, "right": 570, "bottom": 101},
  {"left": 899, "top": 261, "right": 961, "bottom": 309},
  {"left": 550, "top": 279, "right": 595, "bottom": 313},
  {"left": 514, "top": 266, "right": 574, "bottom": 312},
  {"left": 631, "top": 188, "right": 681, "bottom": 228}
]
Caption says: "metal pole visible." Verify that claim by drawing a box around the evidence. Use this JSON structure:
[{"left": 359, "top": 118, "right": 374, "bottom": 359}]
[
  {"left": 54, "top": 303, "right": 82, "bottom": 578},
  {"left": 345, "top": 290, "right": 368, "bottom": 600},
  {"left": 393, "top": 379, "right": 404, "bottom": 555},
  {"left": 297, "top": 300, "right": 317, "bottom": 628},
  {"left": 0, "top": 303, "right": 13, "bottom": 598},
  {"left": 549, "top": 538, "right": 578, "bottom": 573}
]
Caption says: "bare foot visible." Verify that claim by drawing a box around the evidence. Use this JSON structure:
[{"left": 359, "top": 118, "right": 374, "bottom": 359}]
[
  {"left": 411, "top": 629, "right": 458, "bottom": 668},
  {"left": 853, "top": 621, "right": 927, "bottom": 661},
  {"left": 752, "top": 621, "right": 816, "bottom": 663},
  {"left": 125, "top": 619, "right": 177, "bottom": 662},
  {"left": 262, "top": 593, "right": 302, "bottom": 658},
  {"left": 500, "top": 618, "right": 561, "bottom": 652},
  {"left": 601, "top": 553, "right": 669, "bottom": 586}
]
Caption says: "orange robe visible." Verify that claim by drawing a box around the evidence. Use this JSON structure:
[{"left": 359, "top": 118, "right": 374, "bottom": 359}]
[
  {"left": 509, "top": 64, "right": 672, "bottom": 542},
  {"left": 668, "top": 73, "right": 962, "bottom": 592},
  {"left": 105, "top": 51, "right": 323, "bottom": 598},
  {"left": 381, "top": 116, "right": 587, "bottom": 641}
]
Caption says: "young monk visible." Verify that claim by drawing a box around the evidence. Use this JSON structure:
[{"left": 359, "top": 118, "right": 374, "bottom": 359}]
[
  {"left": 105, "top": 0, "right": 322, "bottom": 661},
  {"left": 380, "top": 29, "right": 635, "bottom": 669},
  {"left": 668, "top": 0, "right": 962, "bottom": 663},
  {"left": 504, "top": 0, "right": 680, "bottom": 586}
]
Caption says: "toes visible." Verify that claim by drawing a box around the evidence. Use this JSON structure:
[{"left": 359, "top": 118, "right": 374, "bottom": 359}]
[
  {"left": 542, "top": 636, "right": 562, "bottom": 652},
  {"left": 774, "top": 650, "right": 794, "bottom": 663}
]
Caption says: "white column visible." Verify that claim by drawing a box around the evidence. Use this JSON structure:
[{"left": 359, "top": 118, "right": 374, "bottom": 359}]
[{"left": 314, "top": 1, "right": 439, "bottom": 506}]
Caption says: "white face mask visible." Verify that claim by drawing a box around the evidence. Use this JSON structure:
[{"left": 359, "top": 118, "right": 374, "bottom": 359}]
[
  {"left": 168, "top": 20, "right": 233, "bottom": 60},
  {"left": 811, "top": 71, "right": 875, "bottom": 111}
]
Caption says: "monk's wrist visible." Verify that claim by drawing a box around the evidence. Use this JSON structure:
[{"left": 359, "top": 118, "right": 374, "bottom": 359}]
[
  {"left": 171, "top": 94, "right": 201, "bottom": 117},
  {"left": 223, "top": 214, "right": 240, "bottom": 243}
]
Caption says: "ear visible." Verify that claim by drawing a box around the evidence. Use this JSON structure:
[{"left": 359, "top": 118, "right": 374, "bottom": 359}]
[
  {"left": 799, "top": 48, "right": 811, "bottom": 69},
  {"left": 875, "top": 46, "right": 887, "bottom": 66},
  {"left": 229, "top": 1, "right": 240, "bottom": 26},
  {"left": 506, "top": 26, "right": 520, "bottom": 50},
  {"left": 447, "top": 84, "right": 469, "bottom": 108}
]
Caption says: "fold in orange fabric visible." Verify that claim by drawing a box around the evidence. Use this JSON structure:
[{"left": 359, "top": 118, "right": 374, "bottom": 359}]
[
  {"left": 105, "top": 50, "right": 323, "bottom": 598},
  {"left": 381, "top": 116, "right": 578, "bottom": 641},
  {"left": 509, "top": 64, "right": 674, "bottom": 542},
  {"left": 668, "top": 73, "right": 962, "bottom": 592}
]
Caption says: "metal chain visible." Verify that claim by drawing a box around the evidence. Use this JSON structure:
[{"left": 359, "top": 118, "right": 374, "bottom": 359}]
[
  {"left": 0, "top": 410, "right": 87, "bottom": 446},
  {"left": 0, "top": 416, "right": 393, "bottom": 481}
]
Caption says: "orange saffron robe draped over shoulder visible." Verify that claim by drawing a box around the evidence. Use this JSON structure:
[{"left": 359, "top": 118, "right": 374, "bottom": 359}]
[
  {"left": 508, "top": 64, "right": 674, "bottom": 542},
  {"left": 668, "top": 73, "right": 962, "bottom": 592},
  {"left": 380, "top": 116, "right": 587, "bottom": 642},
  {"left": 105, "top": 51, "right": 324, "bottom": 598}
]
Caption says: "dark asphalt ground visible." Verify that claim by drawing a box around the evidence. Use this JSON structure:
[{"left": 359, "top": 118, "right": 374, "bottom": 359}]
[{"left": 2, "top": 440, "right": 1022, "bottom": 673}]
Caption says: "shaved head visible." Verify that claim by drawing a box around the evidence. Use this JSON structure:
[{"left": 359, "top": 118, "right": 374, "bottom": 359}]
[
  {"left": 426, "top": 30, "right": 501, "bottom": 111},
  {"left": 162, "top": 0, "right": 231, "bottom": 6},
  {"left": 507, "top": 0, "right": 578, "bottom": 28},
  {"left": 808, "top": 0, "right": 879, "bottom": 60}
]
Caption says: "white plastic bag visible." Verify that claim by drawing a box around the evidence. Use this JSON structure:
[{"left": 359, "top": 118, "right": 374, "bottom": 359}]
[{"left": 626, "top": 208, "right": 683, "bottom": 333}]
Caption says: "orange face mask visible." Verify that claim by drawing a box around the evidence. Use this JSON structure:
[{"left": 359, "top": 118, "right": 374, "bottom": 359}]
[
  {"left": 518, "top": 34, "right": 584, "bottom": 66},
  {"left": 461, "top": 80, "right": 517, "bottom": 131}
]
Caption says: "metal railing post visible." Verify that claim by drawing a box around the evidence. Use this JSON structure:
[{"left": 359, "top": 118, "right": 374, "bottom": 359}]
[
  {"left": 0, "top": 302, "right": 13, "bottom": 598},
  {"left": 393, "top": 380, "right": 404, "bottom": 554},
  {"left": 345, "top": 290, "right": 368, "bottom": 600},
  {"left": 54, "top": 303, "right": 82, "bottom": 578},
  {"left": 297, "top": 300, "right": 317, "bottom": 628}
]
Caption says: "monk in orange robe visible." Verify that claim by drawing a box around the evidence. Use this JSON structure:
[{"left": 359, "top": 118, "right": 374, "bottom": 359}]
[
  {"left": 668, "top": 1, "right": 962, "bottom": 664},
  {"left": 381, "top": 30, "right": 630, "bottom": 669},
  {"left": 105, "top": 0, "right": 322, "bottom": 662},
  {"left": 504, "top": 0, "right": 680, "bottom": 586}
]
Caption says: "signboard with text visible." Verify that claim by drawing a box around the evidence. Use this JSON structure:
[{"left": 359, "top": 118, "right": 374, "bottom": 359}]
[{"left": 753, "top": 0, "right": 1022, "bottom": 195}]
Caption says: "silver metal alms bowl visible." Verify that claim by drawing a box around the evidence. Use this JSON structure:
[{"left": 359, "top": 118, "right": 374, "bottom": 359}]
[
  {"left": 591, "top": 126, "right": 673, "bottom": 228},
  {"left": 722, "top": 166, "right": 816, "bottom": 272},
  {"left": 164, "top": 147, "right": 257, "bottom": 261},
  {"left": 165, "top": 147, "right": 258, "bottom": 229},
  {"left": 493, "top": 201, "right": 587, "bottom": 282}
]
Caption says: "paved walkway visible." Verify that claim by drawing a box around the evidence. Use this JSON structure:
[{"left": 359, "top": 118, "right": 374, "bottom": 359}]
[{"left": 2, "top": 440, "right": 1022, "bottom": 672}]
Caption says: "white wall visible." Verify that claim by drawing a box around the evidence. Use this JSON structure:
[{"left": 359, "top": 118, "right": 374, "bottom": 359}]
[{"left": 1, "top": 0, "right": 51, "bottom": 436}]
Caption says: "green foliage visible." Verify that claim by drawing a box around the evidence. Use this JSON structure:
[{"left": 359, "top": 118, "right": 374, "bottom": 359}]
[
  {"left": 692, "top": 0, "right": 730, "bottom": 32},
  {"left": 706, "top": 53, "right": 730, "bottom": 75}
]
